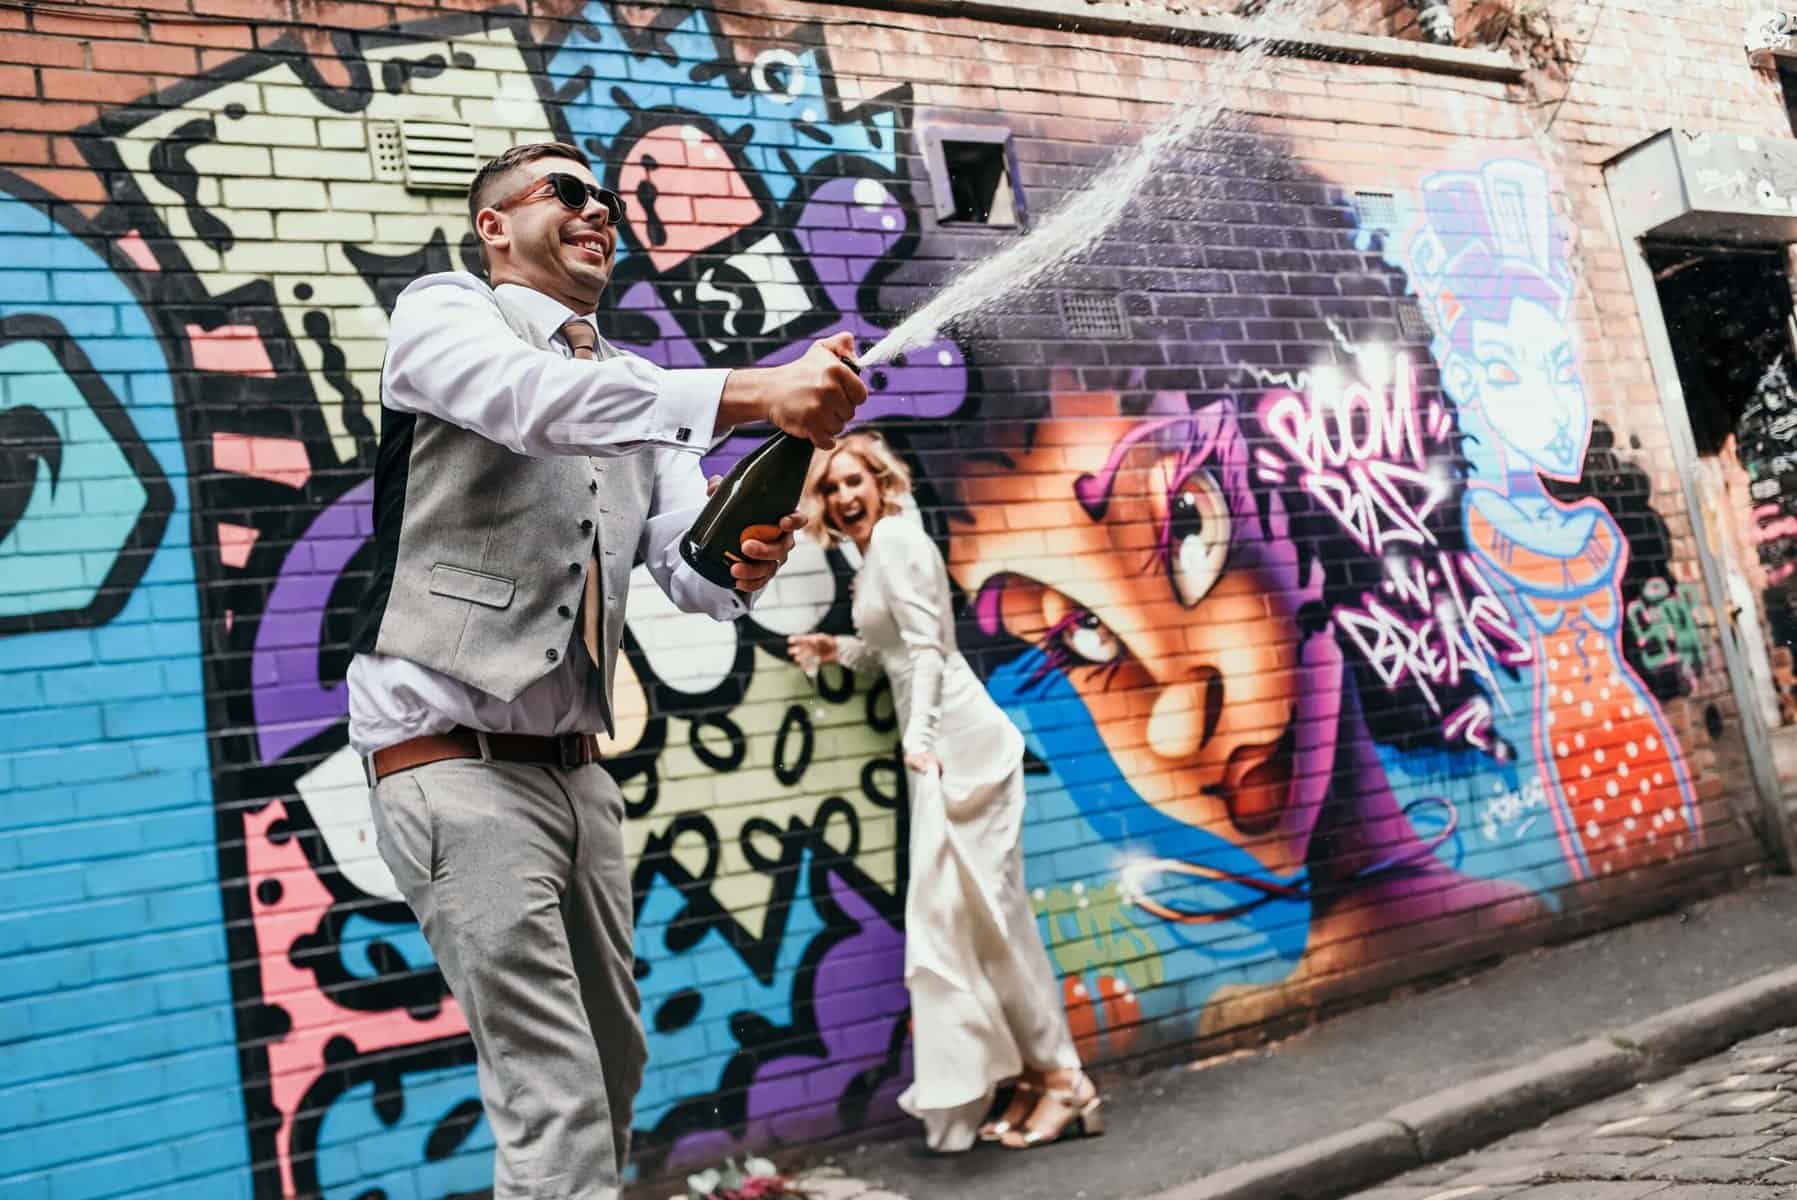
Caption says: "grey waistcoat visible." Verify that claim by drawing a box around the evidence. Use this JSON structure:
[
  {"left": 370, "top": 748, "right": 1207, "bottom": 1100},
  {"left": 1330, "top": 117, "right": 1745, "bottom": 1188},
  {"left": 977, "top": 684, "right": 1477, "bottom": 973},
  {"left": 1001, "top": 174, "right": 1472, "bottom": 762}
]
[{"left": 354, "top": 288, "right": 651, "bottom": 736}]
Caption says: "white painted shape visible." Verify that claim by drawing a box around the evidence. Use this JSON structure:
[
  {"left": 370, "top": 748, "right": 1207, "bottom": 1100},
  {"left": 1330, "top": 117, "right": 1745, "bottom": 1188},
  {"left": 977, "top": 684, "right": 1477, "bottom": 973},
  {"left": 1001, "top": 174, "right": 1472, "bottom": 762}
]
[
  {"left": 296, "top": 744, "right": 401, "bottom": 902},
  {"left": 627, "top": 565, "right": 739, "bottom": 694},
  {"left": 746, "top": 537, "right": 837, "bottom": 636}
]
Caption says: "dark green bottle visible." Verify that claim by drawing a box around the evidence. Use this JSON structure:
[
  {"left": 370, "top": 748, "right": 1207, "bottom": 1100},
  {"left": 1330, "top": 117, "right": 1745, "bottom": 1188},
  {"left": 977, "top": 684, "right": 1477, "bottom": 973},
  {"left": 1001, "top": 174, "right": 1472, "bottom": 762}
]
[{"left": 681, "top": 430, "right": 817, "bottom": 591}]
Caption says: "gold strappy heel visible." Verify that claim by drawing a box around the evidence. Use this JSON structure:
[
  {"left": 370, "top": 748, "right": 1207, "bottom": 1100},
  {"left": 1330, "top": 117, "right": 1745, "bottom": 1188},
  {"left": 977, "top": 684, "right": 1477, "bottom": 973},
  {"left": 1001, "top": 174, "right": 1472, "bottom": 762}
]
[
  {"left": 979, "top": 1078, "right": 1040, "bottom": 1142},
  {"left": 1000, "top": 1070, "right": 1103, "bottom": 1150}
]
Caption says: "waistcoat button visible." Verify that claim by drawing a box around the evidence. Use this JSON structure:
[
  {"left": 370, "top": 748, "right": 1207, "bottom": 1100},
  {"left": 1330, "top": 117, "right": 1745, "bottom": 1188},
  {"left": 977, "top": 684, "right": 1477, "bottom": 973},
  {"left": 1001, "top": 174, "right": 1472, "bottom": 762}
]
[
  {"left": 558, "top": 605, "right": 572, "bottom": 618},
  {"left": 580, "top": 519, "right": 594, "bottom": 533},
  {"left": 545, "top": 647, "right": 559, "bottom": 662},
  {"left": 589, "top": 481, "right": 599, "bottom": 494},
  {"left": 569, "top": 562, "right": 581, "bottom": 576}
]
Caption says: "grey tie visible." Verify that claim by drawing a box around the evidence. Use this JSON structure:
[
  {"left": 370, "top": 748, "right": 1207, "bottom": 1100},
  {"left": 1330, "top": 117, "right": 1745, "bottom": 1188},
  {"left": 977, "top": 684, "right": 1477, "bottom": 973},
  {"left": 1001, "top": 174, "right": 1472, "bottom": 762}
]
[{"left": 561, "top": 319, "right": 604, "bottom": 670}]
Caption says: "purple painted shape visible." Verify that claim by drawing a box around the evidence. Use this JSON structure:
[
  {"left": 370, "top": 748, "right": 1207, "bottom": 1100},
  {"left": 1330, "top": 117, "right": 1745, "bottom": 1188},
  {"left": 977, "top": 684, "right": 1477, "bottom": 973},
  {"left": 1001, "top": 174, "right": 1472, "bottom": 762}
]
[
  {"left": 612, "top": 279, "right": 713, "bottom": 369},
  {"left": 251, "top": 480, "right": 372, "bottom": 762},
  {"left": 668, "top": 868, "right": 911, "bottom": 1167}
]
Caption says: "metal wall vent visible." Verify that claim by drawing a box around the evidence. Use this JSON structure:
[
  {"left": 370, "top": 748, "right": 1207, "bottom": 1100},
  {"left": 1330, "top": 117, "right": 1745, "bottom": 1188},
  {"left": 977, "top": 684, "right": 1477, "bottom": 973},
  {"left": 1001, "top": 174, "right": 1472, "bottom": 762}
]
[
  {"left": 1351, "top": 189, "right": 1398, "bottom": 235},
  {"left": 369, "top": 122, "right": 404, "bottom": 182},
  {"left": 398, "top": 119, "right": 478, "bottom": 194},
  {"left": 1062, "top": 293, "right": 1130, "bottom": 339},
  {"left": 1396, "top": 298, "right": 1434, "bottom": 341}
]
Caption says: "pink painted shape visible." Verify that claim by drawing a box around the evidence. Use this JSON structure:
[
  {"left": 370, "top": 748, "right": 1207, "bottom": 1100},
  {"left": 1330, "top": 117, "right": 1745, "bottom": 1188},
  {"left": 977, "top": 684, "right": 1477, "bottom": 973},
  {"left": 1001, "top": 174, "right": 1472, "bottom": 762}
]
[
  {"left": 217, "top": 522, "right": 259, "bottom": 569},
  {"left": 245, "top": 802, "right": 469, "bottom": 1196},
  {"left": 211, "top": 433, "right": 311, "bottom": 489},
  {"left": 186, "top": 323, "right": 276, "bottom": 377},
  {"left": 116, "top": 229, "right": 160, "bottom": 273},
  {"left": 619, "top": 125, "right": 765, "bottom": 272},
  {"left": 225, "top": 609, "right": 234, "bottom": 634}
]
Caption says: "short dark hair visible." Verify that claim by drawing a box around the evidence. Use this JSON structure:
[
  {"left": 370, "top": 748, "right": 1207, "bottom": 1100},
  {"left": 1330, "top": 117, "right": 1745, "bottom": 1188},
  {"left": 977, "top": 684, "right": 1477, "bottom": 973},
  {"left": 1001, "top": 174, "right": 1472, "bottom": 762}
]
[{"left": 467, "top": 141, "right": 593, "bottom": 229}]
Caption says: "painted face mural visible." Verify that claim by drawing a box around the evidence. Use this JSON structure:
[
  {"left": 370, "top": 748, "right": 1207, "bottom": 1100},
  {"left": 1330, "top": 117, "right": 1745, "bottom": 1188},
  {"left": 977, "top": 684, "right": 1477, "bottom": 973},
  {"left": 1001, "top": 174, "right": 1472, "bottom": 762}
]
[{"left": 0, "top": 4, "right": 1714, "bottom": 1195}]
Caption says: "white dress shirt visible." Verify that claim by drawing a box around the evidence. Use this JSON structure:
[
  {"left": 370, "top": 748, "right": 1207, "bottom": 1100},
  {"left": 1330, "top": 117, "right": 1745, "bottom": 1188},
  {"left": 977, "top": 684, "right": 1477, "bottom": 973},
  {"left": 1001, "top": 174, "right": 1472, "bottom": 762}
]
[{"left": 346, "top": 276, "right": 747, "bottom": 756}]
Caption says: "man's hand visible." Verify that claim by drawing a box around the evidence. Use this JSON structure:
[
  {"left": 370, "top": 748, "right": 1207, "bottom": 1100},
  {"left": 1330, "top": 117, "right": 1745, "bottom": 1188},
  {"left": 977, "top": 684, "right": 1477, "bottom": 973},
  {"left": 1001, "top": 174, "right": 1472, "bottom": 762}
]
[
  {"left": 717, "top": 332, "right": 868, "bottom": 449},
  {"left": 731, "top": 510, "right": 805, "bottom": 593}
]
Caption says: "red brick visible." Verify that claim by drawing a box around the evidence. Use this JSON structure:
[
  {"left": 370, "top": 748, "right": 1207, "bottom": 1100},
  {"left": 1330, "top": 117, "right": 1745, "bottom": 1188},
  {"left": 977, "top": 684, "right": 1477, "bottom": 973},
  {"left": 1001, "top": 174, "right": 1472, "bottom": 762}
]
[
  {"left": 150, "top": 19, "right": 255, "bottom": 50},
  {"left": 0, "top": 132, "right": 50, "bottom": 166},
  {"left": 41, "top": 67, "right": 152, "bottom": 105},
  {"left": 189, "top": 0, "right": 293, "bottom": 17},
  {"left": 284, "top": 0, "right": 396, "bottom": 29},
  {"left": 92, "top": 39, "right": 199, "bottom": 74},
  {"left": 12, "top": 165, "right": 108, "bottom": 204},
  {"left": 0, "top": 98, "right": 98, "bottom": 132},
  {"left": 199, "top": 47, "right": 249, "bottom": 71},
  {"left": 31, "top": 10, "right": 141, "bottom": 38},
  {"left": 0, "top": 32, "right": 86, "bottom": 68}
]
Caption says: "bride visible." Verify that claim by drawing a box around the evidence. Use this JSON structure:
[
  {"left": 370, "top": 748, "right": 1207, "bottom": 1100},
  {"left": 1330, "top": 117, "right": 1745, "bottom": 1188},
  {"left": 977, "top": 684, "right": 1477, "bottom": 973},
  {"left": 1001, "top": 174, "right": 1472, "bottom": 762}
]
[{"left": 787, "top": 431, "right": 1101, "bottom": 1153}]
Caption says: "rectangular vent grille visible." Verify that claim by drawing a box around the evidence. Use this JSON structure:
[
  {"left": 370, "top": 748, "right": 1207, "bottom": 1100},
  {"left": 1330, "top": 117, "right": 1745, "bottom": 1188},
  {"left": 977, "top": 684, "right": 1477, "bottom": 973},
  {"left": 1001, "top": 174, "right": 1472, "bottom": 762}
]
[
  {"left": 400, "top": 119, "right": 478, "bottom": 194},
  {"left": 1396, "top": 298, "right": 1433, "bottom": 341},
  {"left": 369, "top": 121, "right": 404, "bottom": 182},
  {"left": 1351, "top": 189, "right": 1398, "bottom": 235},
  {"left": 1062, "top": 293, "right": 1130, "bottom": 339}
]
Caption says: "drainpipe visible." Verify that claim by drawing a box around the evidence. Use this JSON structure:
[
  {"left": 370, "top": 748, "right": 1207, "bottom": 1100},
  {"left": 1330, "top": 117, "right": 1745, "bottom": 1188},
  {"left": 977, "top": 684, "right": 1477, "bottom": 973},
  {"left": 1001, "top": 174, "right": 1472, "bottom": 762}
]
[{"left": 1415, "top": 0, "right": 1456, "bottom": 44}]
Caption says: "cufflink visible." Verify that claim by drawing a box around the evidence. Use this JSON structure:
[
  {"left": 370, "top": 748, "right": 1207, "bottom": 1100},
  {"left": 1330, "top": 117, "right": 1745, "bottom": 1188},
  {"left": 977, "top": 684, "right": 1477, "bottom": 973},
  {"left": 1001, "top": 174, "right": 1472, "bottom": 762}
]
[{"left": 676, "top": 426, "right": 692, "bottom": 442}]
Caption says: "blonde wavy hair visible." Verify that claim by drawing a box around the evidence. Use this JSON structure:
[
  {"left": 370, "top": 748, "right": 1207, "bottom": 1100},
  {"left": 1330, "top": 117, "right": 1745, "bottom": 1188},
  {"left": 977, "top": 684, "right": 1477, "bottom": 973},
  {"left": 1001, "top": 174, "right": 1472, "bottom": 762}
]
[{"left": 799, "top": 431, "right": 914, "bottom": 544}]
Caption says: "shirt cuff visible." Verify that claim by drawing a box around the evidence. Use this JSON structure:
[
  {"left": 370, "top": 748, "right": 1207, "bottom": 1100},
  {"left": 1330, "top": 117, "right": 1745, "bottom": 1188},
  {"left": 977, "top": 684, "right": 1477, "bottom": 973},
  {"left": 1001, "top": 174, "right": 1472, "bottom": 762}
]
[{"left": 656, "top": 368, "right": 730, "bottom": 453}]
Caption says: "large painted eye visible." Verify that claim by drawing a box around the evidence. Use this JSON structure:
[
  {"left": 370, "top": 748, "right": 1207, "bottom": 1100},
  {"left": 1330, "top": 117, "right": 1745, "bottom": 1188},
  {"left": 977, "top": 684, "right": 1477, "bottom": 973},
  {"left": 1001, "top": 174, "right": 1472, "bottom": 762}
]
[
  {"left": 1168, "top": 472, "right": 1230, "bottom": 608},
  {"left": 1484, "top": 360, "right": 1520, "bottom": 387},
  {"left": 1554, "top": 358, "right": 1580, "bottom": 386},
  {"left": 1059, "top": 610, "right": 1121, "bottom": 665}
]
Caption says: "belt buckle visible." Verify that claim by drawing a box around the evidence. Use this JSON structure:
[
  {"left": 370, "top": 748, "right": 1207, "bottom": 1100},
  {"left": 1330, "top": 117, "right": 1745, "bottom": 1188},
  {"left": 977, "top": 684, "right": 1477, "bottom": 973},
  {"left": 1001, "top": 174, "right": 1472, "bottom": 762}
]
[{"left": 558, "top": 734, "right": 586, "bottom": 770}]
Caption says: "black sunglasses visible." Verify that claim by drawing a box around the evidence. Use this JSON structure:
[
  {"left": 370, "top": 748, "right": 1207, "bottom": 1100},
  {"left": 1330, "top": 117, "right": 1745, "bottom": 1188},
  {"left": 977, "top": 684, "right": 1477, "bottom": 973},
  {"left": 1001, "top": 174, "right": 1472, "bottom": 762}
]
[{"left": 493, "top": 171, "right": 627, "bottom": 225}]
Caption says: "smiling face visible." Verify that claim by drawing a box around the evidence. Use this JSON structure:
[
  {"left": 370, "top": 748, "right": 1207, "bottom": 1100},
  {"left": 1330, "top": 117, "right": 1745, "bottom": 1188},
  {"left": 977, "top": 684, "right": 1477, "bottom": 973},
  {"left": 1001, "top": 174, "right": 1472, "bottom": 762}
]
[
  {"left": 476, "top": 156, "right": 619, "bottom": 314},
  {"left": 949, "top": 405, "right": 1346, "bottom": 877},
  {"left": 1463, "top": 296, "right": 1588, "bottom": 479},
  {"left": 817, "top": 447, "right": 884, "bottom": 548}
]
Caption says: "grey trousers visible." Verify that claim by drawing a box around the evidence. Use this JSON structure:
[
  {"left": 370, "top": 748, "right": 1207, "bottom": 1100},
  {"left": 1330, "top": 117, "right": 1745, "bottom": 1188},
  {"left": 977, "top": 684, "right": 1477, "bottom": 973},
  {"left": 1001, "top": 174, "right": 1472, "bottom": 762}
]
[{"left": 369, "top": 757, "right": 643, "bottom": 1200}]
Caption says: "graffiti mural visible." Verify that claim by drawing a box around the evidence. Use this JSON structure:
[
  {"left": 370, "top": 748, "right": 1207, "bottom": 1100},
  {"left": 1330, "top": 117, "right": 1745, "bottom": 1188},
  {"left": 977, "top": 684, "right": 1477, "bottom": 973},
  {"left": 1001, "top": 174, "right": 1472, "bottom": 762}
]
[
  {"left": 0, "top": 3, "right": 1721, "bottom": 1196},
  {"left": 14, "top": 3, "right": 946, "bottom": 1194}
]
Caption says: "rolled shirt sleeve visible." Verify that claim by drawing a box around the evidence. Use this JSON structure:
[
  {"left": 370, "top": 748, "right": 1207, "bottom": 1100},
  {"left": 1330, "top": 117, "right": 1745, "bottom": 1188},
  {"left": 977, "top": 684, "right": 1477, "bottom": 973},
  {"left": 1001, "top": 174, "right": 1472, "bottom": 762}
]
[{"left": 382, "top": 273, "right": 730, "bottom": 458}]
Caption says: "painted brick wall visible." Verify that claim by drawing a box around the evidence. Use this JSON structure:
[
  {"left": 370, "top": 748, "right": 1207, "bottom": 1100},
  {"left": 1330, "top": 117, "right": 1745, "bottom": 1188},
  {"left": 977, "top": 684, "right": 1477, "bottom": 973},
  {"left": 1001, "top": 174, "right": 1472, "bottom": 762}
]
[{"left": 0, "top": 1, "right": 1779, "bottom": 1196}]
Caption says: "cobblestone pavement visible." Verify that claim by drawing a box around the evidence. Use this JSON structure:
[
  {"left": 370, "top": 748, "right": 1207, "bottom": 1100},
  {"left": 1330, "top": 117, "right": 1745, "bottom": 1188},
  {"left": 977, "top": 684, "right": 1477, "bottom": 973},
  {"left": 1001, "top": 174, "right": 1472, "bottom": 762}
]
[{"left": 1345, "top": 1027, "right": 1797, "bottom": 1200}]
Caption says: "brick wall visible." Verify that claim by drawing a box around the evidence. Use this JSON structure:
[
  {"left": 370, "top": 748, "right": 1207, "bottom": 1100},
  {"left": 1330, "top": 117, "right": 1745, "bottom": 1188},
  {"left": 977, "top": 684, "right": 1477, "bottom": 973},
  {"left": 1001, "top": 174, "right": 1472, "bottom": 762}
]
[{"left": 0, "top": 0, "right": 1781, "bottom": 1196}]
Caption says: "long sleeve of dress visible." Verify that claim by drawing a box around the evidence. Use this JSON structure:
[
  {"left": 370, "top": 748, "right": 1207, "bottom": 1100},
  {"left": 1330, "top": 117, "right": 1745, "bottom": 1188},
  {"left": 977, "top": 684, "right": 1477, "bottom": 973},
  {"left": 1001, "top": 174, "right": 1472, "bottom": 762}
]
[
  {"left": 835, "top": 635, "right": 880, "bottom": 676},
  {"left": 879, "top": 524, "right": 948, "bottom": 756}
]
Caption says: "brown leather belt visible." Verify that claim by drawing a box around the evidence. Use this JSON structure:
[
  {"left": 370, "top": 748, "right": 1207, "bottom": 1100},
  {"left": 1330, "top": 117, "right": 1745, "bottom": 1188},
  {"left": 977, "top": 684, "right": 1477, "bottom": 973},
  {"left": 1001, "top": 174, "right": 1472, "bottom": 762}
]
[{"left": 369, "top": 726, "right": 597, "bottom": 783}]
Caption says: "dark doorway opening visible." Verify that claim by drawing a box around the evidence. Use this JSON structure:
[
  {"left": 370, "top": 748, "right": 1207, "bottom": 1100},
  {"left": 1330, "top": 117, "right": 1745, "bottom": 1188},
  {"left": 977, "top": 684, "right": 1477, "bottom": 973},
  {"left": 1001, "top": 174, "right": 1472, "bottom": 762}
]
[{"left": 1649, "top": 241, "right": 1797, "bottom": 724}]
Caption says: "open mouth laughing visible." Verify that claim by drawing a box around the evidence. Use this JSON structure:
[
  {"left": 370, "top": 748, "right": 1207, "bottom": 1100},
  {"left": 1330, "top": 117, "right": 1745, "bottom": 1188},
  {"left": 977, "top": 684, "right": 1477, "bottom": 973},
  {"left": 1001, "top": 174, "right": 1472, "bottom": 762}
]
[
  {"left": 835, "top": 498, "right": 868, "bottom": 529},
  {"left": 563, "top": 227, "right": 612, "bottom": 261}
]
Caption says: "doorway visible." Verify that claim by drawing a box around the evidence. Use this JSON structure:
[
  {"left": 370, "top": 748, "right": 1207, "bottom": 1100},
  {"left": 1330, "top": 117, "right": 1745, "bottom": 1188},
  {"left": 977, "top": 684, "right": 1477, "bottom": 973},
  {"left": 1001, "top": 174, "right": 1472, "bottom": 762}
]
[{"left": 1647, "top": 242, "right": 1797, "bottom": 795}]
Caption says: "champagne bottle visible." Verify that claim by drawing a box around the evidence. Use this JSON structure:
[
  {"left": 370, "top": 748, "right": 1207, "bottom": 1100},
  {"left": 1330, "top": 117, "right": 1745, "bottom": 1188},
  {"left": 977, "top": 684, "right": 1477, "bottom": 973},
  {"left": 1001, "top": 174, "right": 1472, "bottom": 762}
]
[{"left": 681, "top": 430, "right": 818, "bottom": 590}]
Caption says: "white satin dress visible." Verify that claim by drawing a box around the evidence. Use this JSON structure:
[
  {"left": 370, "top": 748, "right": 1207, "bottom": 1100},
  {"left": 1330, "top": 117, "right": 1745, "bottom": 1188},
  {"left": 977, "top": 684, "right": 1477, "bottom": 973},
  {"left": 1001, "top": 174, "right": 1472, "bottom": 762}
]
[{"left": 837, "top": 515, "right": 1079, "bottom": 1152}]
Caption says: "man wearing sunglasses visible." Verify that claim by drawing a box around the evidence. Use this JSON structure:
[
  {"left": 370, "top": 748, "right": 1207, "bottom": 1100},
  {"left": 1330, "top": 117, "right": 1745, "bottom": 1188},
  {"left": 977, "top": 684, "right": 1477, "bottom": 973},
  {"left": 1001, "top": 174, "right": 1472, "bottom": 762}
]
[{"left": 347, "top": 141, "right": 868, "bottom": 1199}]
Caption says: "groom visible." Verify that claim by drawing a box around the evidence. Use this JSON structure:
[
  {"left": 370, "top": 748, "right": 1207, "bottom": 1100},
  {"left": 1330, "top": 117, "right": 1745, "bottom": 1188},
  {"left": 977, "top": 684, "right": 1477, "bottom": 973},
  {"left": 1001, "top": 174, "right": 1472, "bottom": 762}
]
[{"left": 348, "top": 141, "right": 866, "bottom": 1199}]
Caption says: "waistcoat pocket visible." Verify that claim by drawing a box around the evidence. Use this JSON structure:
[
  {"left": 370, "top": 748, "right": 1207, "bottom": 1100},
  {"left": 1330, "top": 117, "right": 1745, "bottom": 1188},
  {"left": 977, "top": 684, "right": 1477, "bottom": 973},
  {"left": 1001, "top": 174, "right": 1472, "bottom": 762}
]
[{"left": 428, "top": 563, "right": 516, "bottom": 609}]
